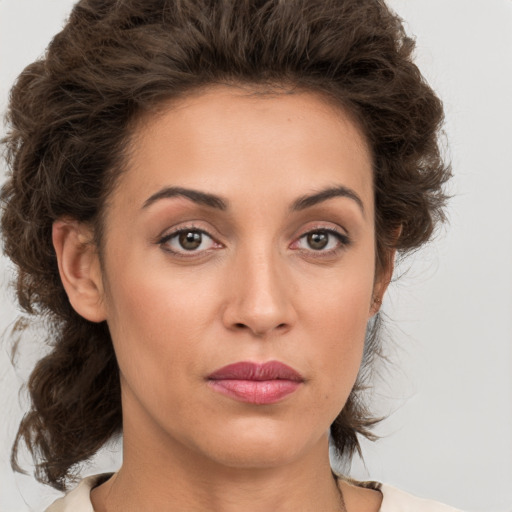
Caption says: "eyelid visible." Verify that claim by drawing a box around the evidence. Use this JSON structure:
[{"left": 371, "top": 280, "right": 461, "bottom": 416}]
[
  {"left": 155, "top": 221, "right": 351, "bottom": 259},
  {"left": 294, "top": 222, "right": 350, "bottom": 241},
  {"left": 289, "top": 224, "right": 351, "bottom": 254},
  {"left": 155, "top": 219, "right": 220, "bottom": 243},
  {"left": 157, "top": 224, "right": 223, "bottom": 257}
]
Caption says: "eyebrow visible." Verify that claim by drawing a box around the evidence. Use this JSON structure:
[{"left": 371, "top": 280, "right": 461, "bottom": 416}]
[
  {"left": 142, "top": 184, "right": 364, "bottom": 215},
  {"left": 142, "top": 186, "right": 228, "bottom": 210},
  {"left": 291, "top": 185, "right": 365, "bottom": 215}
]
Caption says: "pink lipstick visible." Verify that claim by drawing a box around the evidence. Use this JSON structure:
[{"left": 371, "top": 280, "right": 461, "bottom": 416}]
[{"left": 207, "top": 361, "right": 303, "bottom": 405}]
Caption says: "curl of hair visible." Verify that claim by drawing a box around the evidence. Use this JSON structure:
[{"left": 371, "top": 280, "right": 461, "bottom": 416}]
[{"left": 1, "top": 0, "right": 451, "bottom": 490}]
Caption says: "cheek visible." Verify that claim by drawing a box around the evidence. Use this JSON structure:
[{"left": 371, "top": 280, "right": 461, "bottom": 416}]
[
  {"left": 316, "top": 295, "right": 370, "bottom": 382},
  {"left": 104, "top": 269, "right": 207, "bottom": 392},
  {"left": 103, "top": 256, "right": 232, "bottom": 401},
  {"left": 298, "top": 261, "right": 375, "bottom": 406}
]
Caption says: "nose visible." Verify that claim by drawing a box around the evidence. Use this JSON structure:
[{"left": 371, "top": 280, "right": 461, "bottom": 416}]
[{"left": 221, "top": 246, "right": 297, "bottom": 337}]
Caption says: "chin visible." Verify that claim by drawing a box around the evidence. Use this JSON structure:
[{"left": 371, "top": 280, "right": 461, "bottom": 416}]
[{"left": 190, "top": 421, "right": 328, "bottom": 470}]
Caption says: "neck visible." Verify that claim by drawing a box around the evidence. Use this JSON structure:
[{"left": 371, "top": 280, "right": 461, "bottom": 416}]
[{"left": 91, "top": 406, "right": 345, "bottom": 512}]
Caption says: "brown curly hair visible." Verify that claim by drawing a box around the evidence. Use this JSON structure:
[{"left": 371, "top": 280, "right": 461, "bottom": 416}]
[{"left": 1, "top": 0, "right": 450, "bottom": 491}]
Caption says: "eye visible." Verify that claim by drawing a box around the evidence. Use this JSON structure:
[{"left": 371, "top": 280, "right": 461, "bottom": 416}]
[
  {"left": 159, "top": 228, "right": 220, "bottom": 255},
  {"left": 292, "top": 228, "right": 349, "bottom": 253}
]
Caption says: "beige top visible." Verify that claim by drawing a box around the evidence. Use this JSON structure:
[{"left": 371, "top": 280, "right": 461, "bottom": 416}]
[{"left": 45, "top": 474, "right": 462, "bottom": 511}]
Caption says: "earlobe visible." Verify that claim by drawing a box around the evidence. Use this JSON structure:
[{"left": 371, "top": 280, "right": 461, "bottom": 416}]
[
  {"left": 52, "top": 219, "right": 107, "bottom": 323},
  {"left": 370, "top": 248, "right": 397, "bottom": 317},
  {"left": 370, "top": 225, "right": 402, "bottom": 316}
]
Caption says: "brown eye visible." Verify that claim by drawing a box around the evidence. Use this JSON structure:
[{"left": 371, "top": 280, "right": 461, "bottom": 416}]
[
  {"left": 291, "top": 228, "right": 350, "bottom": 254},
  {"left": 179, "top": 231, "right": 202, "bottom": 250},
  {"left": 306, "top": 231, "right": 329, "bottom": 250},
  {"left": 159, "top": 228, "right": 219, "bottom": 255}
]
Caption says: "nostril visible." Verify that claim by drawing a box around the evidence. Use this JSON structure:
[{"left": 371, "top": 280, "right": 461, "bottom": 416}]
[{"left": 234, "top": 322, "right": 288, "bottom": 330}]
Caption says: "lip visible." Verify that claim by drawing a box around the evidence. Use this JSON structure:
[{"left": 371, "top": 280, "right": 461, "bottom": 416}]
[{"left": 207, "top": 361, "right": 304, "bottom": 405}]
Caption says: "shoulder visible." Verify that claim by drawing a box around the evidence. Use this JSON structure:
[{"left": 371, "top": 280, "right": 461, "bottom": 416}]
[
  {"left": 379, "top": 483, "right": 463, "bottom": 512},
  {"left": 45, "top": 474, "right": 112, "bottom": 512},
  {"left": 46, "top": 473, "right": 463, "bottom": 512},
  {"left": 339, "top": 477, "right": 463, "bottom": 512}
]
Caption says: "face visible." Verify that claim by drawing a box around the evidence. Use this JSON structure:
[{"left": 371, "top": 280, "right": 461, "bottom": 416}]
[{"left": 94, "top": 86, "right": 385, "bottom": 470}]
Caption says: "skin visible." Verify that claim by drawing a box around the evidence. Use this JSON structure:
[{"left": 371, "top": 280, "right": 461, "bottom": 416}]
[{"left": 53, "top": 86, "right": 391, "bottom": 511}]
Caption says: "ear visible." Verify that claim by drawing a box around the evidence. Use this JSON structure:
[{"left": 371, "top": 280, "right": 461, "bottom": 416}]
[
  {"left": 52, "top": 219, "right": 107, "bottom": 323},
  {"left": 369, "top": 247, "right": 397, "bottom": 317}
]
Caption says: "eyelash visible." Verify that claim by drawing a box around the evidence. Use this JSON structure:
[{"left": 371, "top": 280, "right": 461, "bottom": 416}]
[
  {"left": 157, "top": 225, "right": 351, "bottom": 258},
  {"left": 291, "top": 226, "right": 351, "bottom": 259},
  {"left": 158, "top": 226, "right": 221, "bottom": 258}
]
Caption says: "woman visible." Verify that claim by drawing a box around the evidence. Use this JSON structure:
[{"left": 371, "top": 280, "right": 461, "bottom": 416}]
[{"left": 1, "top": 0, "right": 458, "bottom": 510}]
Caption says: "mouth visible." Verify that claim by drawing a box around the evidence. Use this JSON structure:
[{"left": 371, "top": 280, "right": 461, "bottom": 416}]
[{"left": 207, "top": 361, "right": 304, "bottom": 405}]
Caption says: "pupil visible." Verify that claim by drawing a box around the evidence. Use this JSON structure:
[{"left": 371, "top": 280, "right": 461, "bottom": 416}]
[
  {"left": 307, "top": 232, "right": 328, "bottom": 250},
  {"left": 179, "top": 231, "right": 202, "bottom": 250}
]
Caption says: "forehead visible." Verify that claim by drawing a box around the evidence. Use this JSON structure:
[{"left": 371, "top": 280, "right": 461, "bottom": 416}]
[{"left": 114, "top": 86, "right": 373, "bottom": 216}]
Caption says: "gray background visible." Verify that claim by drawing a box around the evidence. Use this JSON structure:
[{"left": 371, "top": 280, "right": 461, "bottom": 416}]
[{"left": 1, "top": 1, "right": 511, "bottom": 511}]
